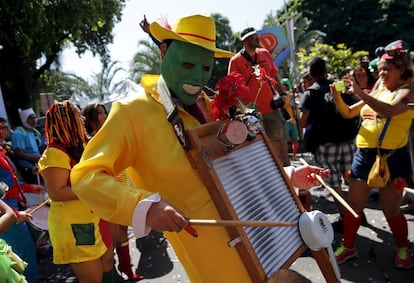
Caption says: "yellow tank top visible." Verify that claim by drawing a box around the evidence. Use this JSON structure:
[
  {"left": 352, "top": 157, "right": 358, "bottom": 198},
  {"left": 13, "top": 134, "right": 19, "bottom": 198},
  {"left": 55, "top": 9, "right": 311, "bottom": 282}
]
[{"left": 356, "top": 86, "right": 414, "bottom": 149}]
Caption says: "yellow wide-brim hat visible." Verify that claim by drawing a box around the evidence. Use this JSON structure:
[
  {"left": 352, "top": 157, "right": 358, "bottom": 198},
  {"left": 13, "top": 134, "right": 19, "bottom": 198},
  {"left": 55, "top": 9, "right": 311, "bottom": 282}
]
[{"left": 150, "top": 14, "right": 234, "bottom": 58}]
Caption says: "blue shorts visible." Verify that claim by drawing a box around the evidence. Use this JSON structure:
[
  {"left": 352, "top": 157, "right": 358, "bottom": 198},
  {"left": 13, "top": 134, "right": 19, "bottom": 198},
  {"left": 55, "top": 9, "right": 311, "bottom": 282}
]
[
  {"left": 350, "top": 146, "right": 412, "bottom": 181},
  {"left": 285, "top": 122, "right": 299, "bottom": 141}
]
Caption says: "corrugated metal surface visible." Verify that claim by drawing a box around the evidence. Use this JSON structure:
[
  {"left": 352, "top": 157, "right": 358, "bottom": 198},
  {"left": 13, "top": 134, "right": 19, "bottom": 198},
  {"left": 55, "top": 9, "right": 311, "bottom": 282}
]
[{"left": 214, "top": 140, "right": 302, "bottom": 275}]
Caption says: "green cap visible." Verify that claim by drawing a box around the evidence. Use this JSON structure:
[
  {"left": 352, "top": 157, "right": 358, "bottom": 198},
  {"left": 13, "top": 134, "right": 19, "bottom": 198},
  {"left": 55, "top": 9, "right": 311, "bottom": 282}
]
[
  {"left": 281, "top": 78, "right": 293, "bottom": 91},
  {"left": 369, "top": 58, "right": 379, "bottom": 72}
]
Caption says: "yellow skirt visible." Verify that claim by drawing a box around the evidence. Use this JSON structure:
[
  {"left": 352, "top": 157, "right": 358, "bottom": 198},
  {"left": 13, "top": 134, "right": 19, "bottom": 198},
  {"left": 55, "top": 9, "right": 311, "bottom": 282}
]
[{"left": 48, "top": 200, "right": 108, "bottom": 264}]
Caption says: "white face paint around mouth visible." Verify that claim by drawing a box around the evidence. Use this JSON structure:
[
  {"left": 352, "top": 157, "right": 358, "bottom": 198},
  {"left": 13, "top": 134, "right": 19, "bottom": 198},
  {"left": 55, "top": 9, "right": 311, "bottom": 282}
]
[{"left": 183, "top": 84, "right": 202, "bottom": 95}]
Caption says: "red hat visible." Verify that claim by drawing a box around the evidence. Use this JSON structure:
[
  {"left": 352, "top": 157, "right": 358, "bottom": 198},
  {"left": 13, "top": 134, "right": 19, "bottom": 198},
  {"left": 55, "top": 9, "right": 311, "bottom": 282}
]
[{"left": 382, "top": 40, "right": 409, "bottom": 59}]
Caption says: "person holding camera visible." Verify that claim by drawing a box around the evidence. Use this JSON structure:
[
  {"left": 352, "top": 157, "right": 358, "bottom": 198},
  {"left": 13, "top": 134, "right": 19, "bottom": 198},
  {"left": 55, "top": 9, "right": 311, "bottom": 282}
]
[
  {"left": 331, "top": 40, "right": 414, "bottom": 269},
  {"left": 228, "top": 27, "right": 290, "bottom": 166}
]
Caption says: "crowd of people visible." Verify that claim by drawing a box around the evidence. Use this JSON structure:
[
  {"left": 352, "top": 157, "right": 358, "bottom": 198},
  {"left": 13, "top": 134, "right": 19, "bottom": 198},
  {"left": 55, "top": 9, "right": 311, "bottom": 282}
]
[{"left": 0, "top": 12, "right": 413, "bottom": 282}]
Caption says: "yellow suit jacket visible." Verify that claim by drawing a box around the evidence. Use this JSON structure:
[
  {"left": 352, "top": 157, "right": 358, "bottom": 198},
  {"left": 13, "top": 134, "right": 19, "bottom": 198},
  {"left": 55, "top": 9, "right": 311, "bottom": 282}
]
[{"left": 71, "top": 75, "right": 252, "bottom": 282}]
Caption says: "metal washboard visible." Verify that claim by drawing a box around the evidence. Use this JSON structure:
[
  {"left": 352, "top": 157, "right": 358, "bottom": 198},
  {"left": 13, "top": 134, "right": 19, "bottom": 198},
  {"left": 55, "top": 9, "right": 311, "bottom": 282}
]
[{"left": 186, "top": 121, "right": 339, "bottom": 283}]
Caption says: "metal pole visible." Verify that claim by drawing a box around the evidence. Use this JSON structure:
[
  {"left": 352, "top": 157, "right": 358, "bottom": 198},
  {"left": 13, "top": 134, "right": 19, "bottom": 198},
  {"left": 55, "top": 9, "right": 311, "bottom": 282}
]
[{"left": 283, "top": 0, "right": 298, "bottom": 84}]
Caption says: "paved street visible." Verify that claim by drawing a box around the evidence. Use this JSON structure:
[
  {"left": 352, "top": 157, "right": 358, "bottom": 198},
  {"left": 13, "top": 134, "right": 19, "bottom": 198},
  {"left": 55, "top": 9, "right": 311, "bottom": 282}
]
[{"left": 37, "top": 154, "right": 414, "bottom": 283}]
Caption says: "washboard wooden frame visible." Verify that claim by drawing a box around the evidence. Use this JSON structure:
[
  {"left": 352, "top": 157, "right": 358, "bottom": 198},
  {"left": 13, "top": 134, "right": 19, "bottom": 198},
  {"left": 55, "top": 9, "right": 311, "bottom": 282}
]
[{"left": 186, "top": 121, "right": 339, "bottom": 283}]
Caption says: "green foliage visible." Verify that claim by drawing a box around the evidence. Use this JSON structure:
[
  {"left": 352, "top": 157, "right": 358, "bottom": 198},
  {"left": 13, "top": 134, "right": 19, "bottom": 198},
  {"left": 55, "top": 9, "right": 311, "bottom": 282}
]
[
  {"left": 206, "top": 13, "right": 236, "bottom": 89},
  {"left": 38, "top": 70, "right": 92, "bottom": 102},
  {"left": 292, "top": 0, "right": 414, "bottom": 54},
  {"left": 262, "top": 3, "right": 325, "bottom": 83},
  {"left": 94, "top": 61, "right": 127, "bottom": 101},
  {"left": 297, "top": 43, "right": 369, "bottom": 79},
  {"left": 262, "top": 0, "right": 414, "bottom": 83},
  {"left": 39, "top": 61, "right": 126, "bottom": 106},
  {"left": 0, "top": 0, "right": 125, "bottom": 126},
  {"left": 130, "top": 40, "right": 161, "bottom": 83}
]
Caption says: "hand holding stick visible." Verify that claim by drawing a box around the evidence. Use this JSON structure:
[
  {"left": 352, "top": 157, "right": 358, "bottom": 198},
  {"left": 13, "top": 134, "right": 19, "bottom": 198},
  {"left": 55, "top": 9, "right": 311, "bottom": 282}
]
[
  {"left": 28, "top": 199, "right": 50, "bottom": 215},
  {"left": 299, "top": 158, "right": 359, "bottom": 219}
]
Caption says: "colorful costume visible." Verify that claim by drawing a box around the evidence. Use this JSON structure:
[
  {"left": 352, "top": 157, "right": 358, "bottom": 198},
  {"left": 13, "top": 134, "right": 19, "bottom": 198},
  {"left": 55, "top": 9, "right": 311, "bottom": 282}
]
[
  {"left": 350, "top": 85, "right": 414, "bottom": 183},
  {"left": 37, "top": 145, "right": 108, "bottom": 264},
  {"left": 71, "top": 75, "right": 252, "bottom": 282},
  {"left": 228, "top": 48, "right": 278, "bottom": 115},
  {"left": 0, "top": 238, "right": 28, "bottom": 283},
  {"left": 228, "top": 47, "right": 287, "bottom": 149},
  {"left": 0, "top": 151, "right": 38, "bottom": 282},
  {"left": 357, "top": 86, "right": 414, "bottom": 149}
]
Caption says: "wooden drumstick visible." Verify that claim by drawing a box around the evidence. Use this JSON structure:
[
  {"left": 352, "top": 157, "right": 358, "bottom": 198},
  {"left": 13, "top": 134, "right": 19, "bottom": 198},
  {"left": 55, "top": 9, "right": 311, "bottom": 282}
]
[
  {"left": 36, "top": 173, "right": 44, "bottom": 203},
  {"left": 299, "top": 158, "right": 359, "bottom": 219},
  {"left": 28, "top": 199, "right": 50, "bottom": 215},
  {"left": 189, "top": 219, "right": 296, "bottom": 227}
]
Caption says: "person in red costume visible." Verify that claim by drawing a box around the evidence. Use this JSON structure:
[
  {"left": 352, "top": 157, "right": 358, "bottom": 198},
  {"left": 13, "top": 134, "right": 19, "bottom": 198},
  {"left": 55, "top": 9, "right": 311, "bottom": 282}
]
[{"left": 228, "top": 27, "right": 290, "bottom": 166}]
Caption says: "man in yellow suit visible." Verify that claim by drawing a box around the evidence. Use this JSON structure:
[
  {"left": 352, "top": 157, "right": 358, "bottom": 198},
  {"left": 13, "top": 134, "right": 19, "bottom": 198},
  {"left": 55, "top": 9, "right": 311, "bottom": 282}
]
[{"left": 71, "top": 14, "right": 323, "bottom": 282}]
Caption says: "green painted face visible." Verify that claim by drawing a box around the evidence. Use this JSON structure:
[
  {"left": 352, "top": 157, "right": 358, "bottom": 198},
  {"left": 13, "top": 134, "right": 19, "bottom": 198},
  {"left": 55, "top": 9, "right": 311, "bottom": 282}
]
[{"left": 161, "top": 40, "right": 214, "bottom": 105}]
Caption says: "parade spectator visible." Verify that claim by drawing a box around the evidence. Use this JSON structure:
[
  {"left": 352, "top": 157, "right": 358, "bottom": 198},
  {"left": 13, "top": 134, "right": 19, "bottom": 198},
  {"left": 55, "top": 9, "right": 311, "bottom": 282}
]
[
  {"left": 81, "top": 103, "right": 109, "bottom": 139},
  {"left": 369, "top": 58, "right": 380, "bottom": 80},
  {"left": 282, "top": 78, "right": 300, "bottom": 160},
  {"left": 11, "top": 108, "right": 44, "bottom": 183},
  {"left": 71, "top": 14, "right": 324, "bottom": 282},
  {"left": 0, "top": 117, "right": 19, "bottom": 174},
  {"left": 299, "top": 57, "right": 360, "bottom": 215},
  {"left": 81, "top": 102, "right": 144, "bottom": 281},
  {"left": 352, "top": 63, "right": 376, "bottom": 93},
  {"left": 301, "top": 72, "right": 314, "bottom": 90},
  {"left": 0, "top": 122, "right": 43, "bottom": 283},
  {"left": 0, "top": 117, "right": 12, "bottom": 146},
  {"left": 296, "top": 73, "right": 314, "bottom": 108},
  {"left": 38, "top": 101, "right": 114, "bottom": 282},
  {"left": 0, "top": 196, "right": 31, "bottom": 283},
  {"left": 331, "top": 39, "right": 414, "bottom": 269},
  {"left": 228, "top": 27, "right": 290, "bottom": 166}
]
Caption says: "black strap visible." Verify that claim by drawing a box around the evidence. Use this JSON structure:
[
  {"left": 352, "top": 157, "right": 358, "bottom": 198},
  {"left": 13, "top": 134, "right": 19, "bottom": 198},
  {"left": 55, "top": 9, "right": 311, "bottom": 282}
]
[
  {"left": 241, "top": 49, "right": 256, "bottom": 64},
  {"left": 241, "top": 49, "right": 258, "bottom": 86},
  {"left": 168, "top": 107, "right": 190, "bottom": 150},
  {"left": 378, "top": 118, "right": 390, "bottom": 148},
  {"left": 157, "top": 76, "right": 191, "bottom": 150}
]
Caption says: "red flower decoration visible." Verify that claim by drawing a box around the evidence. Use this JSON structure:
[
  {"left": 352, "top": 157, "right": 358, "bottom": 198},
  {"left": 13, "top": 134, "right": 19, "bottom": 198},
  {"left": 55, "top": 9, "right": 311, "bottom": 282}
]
[{"left": 211, "top": 72, "right": 250, "bottom": 120}]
